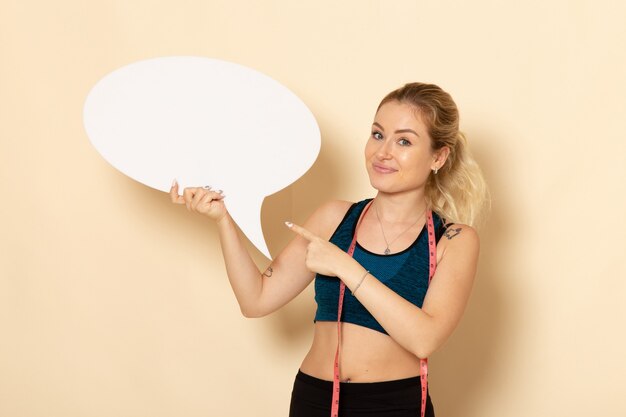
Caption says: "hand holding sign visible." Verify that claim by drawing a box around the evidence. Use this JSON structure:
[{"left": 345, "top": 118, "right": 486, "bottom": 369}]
[
  {"left": 83, "top": 57, "right": 321, "bottom": 258},
  {"left": 170, "top": 182, "right": 227, "bottom": 222}
]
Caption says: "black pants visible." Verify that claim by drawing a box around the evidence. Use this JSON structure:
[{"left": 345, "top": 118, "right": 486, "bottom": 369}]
[{"left": 289, "top": 371, "right": 435, "bottom": 417}]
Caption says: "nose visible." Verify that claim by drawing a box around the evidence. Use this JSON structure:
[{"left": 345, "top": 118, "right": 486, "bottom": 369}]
[{"left": 376, "top": 139, "right": 392, "bottom": 159}]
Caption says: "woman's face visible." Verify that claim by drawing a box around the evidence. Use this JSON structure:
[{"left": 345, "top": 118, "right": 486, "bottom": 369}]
[{"left": 365, "top": 100, "right": 441, "bottom": 194}]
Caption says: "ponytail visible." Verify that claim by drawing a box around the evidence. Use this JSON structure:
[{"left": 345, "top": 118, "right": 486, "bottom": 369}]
[{"left": 427, "top": 132, "right": 490, "bottom": 227}]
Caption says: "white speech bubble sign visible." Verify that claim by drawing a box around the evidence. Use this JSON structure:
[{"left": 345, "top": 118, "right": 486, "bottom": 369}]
[{"left": 83, "top": 57, "right": 320, "bottom": 258}]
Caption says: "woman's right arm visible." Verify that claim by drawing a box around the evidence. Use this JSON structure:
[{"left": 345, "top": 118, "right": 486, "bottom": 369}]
[{"left": 170, "top": 181, "right": 349, "bottom": 318}]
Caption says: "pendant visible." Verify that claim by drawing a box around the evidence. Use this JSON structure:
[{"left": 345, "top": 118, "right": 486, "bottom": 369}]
[{"left": 384, "top": 248, "right": 391, "bottom": 255}]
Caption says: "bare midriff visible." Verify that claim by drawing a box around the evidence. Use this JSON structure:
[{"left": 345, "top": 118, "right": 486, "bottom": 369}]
[{"left": 299, "top": 321, "right": 421, "bottom": 382}]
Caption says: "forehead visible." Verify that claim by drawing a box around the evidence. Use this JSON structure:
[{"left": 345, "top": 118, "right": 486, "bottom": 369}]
[{"left": 374, "top": 101, "right": 429, "bottom": 133}]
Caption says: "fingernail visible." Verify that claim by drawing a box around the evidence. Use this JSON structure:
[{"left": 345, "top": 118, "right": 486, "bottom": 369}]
[
  {"left": 172, "top": 179, "right": 177, "bottom": 187},
  {"left": 285, "top": 221, "right": 293, "bottom": 228},
  {"left": 203, "top": 185, "right": 212, "bottom": 190},
  {"left": 217, "top": 190, "right": 223, "bottom": 194}
]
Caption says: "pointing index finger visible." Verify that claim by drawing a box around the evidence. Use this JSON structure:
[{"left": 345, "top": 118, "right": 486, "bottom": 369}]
[{"left": 285, "top": 221, "right": 316, "bottom": 241}]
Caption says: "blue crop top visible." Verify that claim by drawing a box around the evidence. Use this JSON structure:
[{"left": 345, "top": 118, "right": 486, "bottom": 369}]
[{"left": 314, "top": 199, "right": 448, "bottom": 335}]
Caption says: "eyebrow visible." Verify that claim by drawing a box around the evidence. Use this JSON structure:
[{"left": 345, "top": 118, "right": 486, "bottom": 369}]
[{"left": 372, "top": 122, "right": 420, "bottom": 137}]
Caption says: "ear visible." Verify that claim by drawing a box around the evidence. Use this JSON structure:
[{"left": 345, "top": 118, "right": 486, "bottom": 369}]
[{"left": 431, "top": 146, "right": 450, "bottom": 171}]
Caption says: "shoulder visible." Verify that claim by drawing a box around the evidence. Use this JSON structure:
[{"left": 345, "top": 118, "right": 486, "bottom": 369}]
[
  {"left": 442, "top": 223, "right": 478, "bottom": 243},
  {"left": 437, "top": 223, "right": 480, "bottom": 262},
  {"left": 305, "top": 200, "right": 355, "bottom": 240}
]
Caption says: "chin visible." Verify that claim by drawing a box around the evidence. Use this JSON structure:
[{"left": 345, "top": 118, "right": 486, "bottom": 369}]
[{"left": 368, "top": 179, "right": 394, "bottom": 193}]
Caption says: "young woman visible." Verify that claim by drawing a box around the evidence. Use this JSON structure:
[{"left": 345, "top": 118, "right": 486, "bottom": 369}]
[{"left": 171, "top": 83, "right": 488, "bottom": 417}]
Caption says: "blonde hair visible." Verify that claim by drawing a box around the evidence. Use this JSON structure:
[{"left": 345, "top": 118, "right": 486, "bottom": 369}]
[{"left": 379, "top": 83, "right": 490, "bottom": 227}]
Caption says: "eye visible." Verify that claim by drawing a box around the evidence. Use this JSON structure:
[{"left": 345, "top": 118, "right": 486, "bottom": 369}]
[
  {"left": 371, "top": 131, "right": 383, "bottom": 140},
  {"left": 398, "top": 138, "right": 412, "bottom": 146}
]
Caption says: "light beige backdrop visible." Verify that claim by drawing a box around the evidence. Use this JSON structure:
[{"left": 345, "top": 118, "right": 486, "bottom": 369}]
[{"left": 1, "top": 1, "right": 625, "bottom": 416}]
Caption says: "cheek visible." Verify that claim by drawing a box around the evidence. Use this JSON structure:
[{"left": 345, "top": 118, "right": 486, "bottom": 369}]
[
  {"left": 364, "top": 140, "right": 376, "bottom": 159},
  {"left": 398, "top": 151, "right": 433, "bottom": 176},
  {"left": 397, "top": 152, "right": 422, "bottom": 167}
]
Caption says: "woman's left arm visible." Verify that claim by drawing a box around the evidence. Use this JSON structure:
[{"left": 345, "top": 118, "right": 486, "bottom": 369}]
[{"left": 288, "top": 223, "right": 479, "bottom": 359}]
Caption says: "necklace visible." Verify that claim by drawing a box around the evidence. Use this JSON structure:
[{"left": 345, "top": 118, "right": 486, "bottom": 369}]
[{"left": 374, "top": 200, "right": 427, "bottom": 255}]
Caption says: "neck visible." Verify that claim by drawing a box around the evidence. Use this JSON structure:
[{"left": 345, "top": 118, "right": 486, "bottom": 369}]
[{"left": 372, "top": 190, "right": 428, "bottom": 223}]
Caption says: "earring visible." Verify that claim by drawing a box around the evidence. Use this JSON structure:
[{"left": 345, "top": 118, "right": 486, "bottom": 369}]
[{"left": 434, "top": 167, "right": 438, "bottom": 175}]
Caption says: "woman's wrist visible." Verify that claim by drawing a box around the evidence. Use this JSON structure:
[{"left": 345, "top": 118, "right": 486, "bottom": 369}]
[
  {"left": 215, "top": 211, "right": 233, "bottom": 229},
  {"left": 351, "top": 270, "right": 370, "bottom": 296},
  {"left": 337, "top": 259, "right": 368, "bottom": 289}
]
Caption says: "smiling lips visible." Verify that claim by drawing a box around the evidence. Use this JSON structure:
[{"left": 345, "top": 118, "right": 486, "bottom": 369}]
[{"left": 372, "top": 163, "right": 397, "bottom": 174}]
